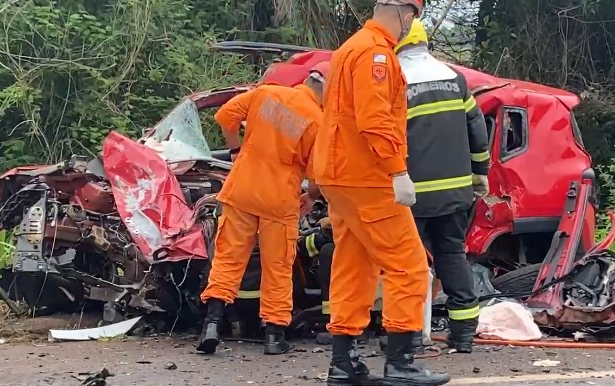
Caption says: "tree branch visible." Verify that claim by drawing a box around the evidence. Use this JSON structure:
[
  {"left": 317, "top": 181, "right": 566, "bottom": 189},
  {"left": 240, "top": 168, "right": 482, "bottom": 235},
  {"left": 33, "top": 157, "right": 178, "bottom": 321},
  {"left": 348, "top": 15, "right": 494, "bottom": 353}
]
[{"left": 429, "top": 0, "right": 456, "bottom": 39}]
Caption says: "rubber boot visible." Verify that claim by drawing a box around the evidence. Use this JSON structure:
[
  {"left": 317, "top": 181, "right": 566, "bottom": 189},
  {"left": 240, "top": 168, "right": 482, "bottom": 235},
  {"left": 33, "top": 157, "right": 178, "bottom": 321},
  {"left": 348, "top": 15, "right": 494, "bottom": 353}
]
[
  {"left": 196, "top": 298, "right": 225, "bottom": 354},
  {"left": 447, "top": 318, "right": 477, "bottom": 353},
  {"left": 380, "top": 331, "right": 425, "bottom": 357},
  {"left": 263, "top": 323, "right": 293, "bottom": 355},
  {"left": 327, "top": 335, "right": 378, "bottom": 385},
  {"left": 383, "top": 332, "right": 450, "bottom": 385}
]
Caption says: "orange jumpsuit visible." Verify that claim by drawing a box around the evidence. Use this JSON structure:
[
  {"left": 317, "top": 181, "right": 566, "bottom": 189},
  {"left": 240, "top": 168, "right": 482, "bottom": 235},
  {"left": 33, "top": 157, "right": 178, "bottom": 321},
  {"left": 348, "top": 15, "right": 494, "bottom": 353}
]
[
  {"left": 312, "top": 20, "right": 429, "bottom": 336},
  {"left": 201, "top": 84, "right": 322, "bottom": 326}
]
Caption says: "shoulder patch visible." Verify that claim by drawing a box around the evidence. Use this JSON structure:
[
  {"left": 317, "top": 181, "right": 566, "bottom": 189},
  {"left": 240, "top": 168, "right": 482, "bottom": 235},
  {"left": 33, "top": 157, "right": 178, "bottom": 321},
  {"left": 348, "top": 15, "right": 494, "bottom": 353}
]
[
  {"left": 372, "top": 64, "right": 387, "bottom": 83},
  {"left": 373, "top": 54, "right": 387, "bottom": 64}
]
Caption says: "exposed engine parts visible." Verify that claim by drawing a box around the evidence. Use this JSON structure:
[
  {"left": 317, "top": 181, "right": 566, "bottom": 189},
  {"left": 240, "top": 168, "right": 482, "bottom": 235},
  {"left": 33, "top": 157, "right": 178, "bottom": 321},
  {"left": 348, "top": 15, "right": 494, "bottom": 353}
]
[{"left": 0, "top": 147, "right": 226, "bottom": 328}]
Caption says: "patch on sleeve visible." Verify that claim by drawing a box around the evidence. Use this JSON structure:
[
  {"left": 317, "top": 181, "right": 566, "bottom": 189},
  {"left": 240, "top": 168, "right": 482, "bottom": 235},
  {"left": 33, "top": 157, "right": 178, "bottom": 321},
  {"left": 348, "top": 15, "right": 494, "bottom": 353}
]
[
  {"left": 372, "top": 64, "right": 387, "bottom": 82},
  {"left": 373, "top": 54, "right": 387, "bottom": 64}
]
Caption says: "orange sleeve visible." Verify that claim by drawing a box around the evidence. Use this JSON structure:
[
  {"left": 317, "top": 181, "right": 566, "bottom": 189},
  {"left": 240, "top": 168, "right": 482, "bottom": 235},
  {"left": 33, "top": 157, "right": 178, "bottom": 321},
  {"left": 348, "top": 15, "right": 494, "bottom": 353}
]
[
  {"left": 302, "top": 121, "right": 320, "bottom": 180},
  {"left": 351, "top": 48, "right": 407, "bottom": 175},
  {"left": 214, "top": 89, "right": 258, "bottom": 133}
]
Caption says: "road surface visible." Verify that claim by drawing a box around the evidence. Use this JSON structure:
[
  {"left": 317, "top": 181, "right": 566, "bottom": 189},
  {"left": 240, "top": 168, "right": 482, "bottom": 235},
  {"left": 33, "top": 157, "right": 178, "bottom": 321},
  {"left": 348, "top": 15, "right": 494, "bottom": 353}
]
[{"left": 1, "top": 336, "right": 615, "bottom": 385}]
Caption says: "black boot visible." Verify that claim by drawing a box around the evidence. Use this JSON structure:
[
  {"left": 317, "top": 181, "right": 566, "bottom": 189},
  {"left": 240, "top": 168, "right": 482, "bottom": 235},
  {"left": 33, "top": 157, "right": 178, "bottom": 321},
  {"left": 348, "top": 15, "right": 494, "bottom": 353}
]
[
  {"left": 384, "top": 332, "right": 450, "bottom": 385},
  {"left": 348, "top": 338, "right": 370, "bottom": 380},
  {"left": 447, "top": 318, "right": 477, "bottom": 353},
  {"left": 196, "top": 298, "right": 225, "bottom": 354},
  {"left": 381, "top": 331, "right": 426, "bottom": 357},
  {"left": 263, "top": 323, "right": 293, "bottom": 355},
  {"left": 327, "top": 335, "right": 378, "bottom": 385}
]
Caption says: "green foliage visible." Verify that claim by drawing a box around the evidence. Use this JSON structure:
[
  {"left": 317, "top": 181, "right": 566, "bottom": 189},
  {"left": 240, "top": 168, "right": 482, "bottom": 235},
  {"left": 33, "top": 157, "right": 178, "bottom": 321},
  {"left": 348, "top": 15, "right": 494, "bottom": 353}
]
[
  {"left": 0, "top": 0, "right": 258, "bottom": 171},
  {"left": 0, "top": 230, "right": 15, "bottom": 279}
]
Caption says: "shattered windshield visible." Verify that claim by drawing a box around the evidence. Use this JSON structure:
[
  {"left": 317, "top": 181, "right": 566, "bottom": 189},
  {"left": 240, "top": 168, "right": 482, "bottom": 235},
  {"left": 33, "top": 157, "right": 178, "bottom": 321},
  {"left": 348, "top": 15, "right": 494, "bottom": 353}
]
[{"left": 145, "top": 98, "right": 213, "bottom": 163}]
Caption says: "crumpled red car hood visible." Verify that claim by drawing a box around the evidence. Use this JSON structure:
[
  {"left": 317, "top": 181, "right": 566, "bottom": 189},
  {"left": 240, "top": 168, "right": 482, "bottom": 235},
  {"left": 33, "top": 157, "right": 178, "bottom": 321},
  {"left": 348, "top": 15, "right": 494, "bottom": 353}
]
[{"left": 102, "top": 131, "right": 208, "bottom": 263}]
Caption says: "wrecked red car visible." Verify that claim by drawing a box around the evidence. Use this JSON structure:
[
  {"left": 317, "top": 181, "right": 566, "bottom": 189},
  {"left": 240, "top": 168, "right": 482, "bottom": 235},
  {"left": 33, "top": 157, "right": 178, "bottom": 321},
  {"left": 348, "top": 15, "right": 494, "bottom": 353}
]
[{"left": 2, "top": 40, "right": 615, "bottom": 335}]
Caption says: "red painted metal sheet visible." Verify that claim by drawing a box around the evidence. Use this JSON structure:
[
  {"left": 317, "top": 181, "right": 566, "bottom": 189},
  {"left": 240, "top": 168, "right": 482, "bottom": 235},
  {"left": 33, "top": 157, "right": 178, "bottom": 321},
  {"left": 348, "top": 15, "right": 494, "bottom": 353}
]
[
  {"left": 261, "top": 51, "right": 334, "bottom": 86},
  {"left": 102, "top": 131, "right": 208, "bottom": 263}
]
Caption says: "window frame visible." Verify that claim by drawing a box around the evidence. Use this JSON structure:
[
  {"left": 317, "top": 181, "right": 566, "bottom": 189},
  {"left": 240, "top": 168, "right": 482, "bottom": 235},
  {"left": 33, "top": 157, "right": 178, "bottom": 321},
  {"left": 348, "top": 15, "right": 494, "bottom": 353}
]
[
  {"left": 484, "top": 114, "right": 497, "bottom": 150},
  {"left": 570, "top": 110, "right": 586, "bottom": 149},
  {"left": 500, "top": 107, "right": 529, "bottom": 162}
]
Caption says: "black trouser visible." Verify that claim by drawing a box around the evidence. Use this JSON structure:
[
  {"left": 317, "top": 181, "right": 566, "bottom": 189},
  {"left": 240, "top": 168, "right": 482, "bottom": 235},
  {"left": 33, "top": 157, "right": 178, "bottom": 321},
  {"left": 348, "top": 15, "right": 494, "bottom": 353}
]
[
  {"left": 318, "top": 243, "right": 334, "bottom": 316},
  {"left": 414, "top": 210, "right": 478, "bottom": 318}
]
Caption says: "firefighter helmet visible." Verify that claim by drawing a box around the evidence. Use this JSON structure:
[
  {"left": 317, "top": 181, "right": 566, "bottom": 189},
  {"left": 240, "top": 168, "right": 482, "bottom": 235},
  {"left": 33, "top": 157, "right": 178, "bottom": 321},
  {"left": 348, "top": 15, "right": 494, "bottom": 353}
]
[{"left": 394, "top": 18, "right": 428, "bottom": 54}]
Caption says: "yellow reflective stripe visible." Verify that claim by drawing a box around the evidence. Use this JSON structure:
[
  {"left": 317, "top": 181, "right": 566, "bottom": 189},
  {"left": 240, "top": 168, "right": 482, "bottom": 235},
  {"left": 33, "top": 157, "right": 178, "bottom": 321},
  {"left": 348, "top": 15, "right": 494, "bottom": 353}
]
[
  {"left": 448, "top": 306, "right": 480, "bottom": 321},
  {"left": 322, "top": 301, "right": 330, "bottom": 315},
  {"left": 305, "top": 234, "right": 319, "bottom": 257},
  {"left": 407, "top": 99, "right": 465, "bottom": 119},
  {"left": 414, "top": 175, "right": 472, "bottom": 193},
  {"left": 237, "top": 290, "right": 260, "bottom": 299},
  {"left": 464, "top": 96, "right": 477, "bottom": 112},
  {"left": 471, "top": 150, "right": 490, "bottom": 162}
]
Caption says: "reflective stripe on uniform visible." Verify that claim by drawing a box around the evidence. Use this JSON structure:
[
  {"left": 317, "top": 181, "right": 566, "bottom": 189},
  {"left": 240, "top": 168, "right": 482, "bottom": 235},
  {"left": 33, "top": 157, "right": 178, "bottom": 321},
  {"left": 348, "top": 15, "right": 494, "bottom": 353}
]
[
  {"left": 237, "top": 290, "right": 260, "bottom": 299},
  {"left": 471, "top": 150, "right": 490, "bottom": 162},
  {"left": 322, "top": 301, "right": 330, "bottom": 315},
  {"left": 448, "top": 305, "right": 480, "bottom": 321},
  {"left": 414, "top": 175, "right": 472, "bottom": 193},
  {"left": 305, "top": 233, "right": 319, "bottom": 257},
  {"left": 407, "top": 99, "right": 465, "bottom": 120},
  {"left": 464, "top": 96, "right": 477, "bottom": 112}
]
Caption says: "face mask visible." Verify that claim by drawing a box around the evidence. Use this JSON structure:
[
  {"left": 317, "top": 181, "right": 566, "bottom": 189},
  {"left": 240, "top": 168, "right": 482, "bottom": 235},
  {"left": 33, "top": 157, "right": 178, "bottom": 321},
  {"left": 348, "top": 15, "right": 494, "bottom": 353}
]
[{"left": 396, "top": 8, "right": 415, "bottom": 42}]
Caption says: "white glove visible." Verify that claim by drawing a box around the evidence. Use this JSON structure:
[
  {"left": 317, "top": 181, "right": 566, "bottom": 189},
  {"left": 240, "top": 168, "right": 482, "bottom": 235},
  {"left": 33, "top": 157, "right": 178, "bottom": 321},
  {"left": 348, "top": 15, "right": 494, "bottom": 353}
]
[
  {"left": 472, "top": 174, "right": 489, "bottom": 197},
  {"left": 393, "top": 173, "right": 416, "bottom": 206}
]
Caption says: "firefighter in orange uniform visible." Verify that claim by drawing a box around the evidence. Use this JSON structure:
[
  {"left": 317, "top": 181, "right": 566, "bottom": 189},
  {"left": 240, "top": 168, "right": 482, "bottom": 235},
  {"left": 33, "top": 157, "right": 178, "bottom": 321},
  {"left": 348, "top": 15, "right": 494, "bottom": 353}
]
[
  {"left": 311, "top": 1, "right": 450, "bottom": 384},
  {"left": 196, "top": 63, "right": 330, "bottom": 356}
]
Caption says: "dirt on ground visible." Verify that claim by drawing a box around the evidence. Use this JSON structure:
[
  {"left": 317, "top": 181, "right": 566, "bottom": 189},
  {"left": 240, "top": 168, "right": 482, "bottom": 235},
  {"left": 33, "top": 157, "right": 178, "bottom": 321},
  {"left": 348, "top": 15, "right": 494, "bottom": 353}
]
[
  {"left": 2, "top": 332, "right": 615, "bottom": 386},
  {"left": 2, "top": 313, "right": 615, "bottom": 386}
]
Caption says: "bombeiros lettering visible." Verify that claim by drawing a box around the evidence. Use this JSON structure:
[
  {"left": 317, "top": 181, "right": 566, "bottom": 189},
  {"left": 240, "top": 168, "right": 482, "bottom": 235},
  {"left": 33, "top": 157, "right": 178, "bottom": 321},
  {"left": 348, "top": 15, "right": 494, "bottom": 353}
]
[{"left": 406, "top": 80, "right": 460, "bottom": 100}]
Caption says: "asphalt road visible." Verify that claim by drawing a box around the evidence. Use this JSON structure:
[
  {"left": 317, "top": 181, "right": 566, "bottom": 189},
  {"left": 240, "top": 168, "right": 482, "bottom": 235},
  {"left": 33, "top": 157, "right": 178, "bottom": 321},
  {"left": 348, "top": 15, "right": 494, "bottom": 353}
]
[{"left": 2, "top": 336, "right": 615, "bottom": 385}]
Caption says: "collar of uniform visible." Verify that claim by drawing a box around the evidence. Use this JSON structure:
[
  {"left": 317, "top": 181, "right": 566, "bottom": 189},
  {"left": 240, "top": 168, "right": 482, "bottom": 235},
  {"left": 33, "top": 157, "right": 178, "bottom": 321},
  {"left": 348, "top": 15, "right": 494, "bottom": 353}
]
[
  {"left": 294, "top": 84, "right": 318, "bottom": 105},
  {"left": 365, "top": 20, "right": 398, "bottom": 48}
]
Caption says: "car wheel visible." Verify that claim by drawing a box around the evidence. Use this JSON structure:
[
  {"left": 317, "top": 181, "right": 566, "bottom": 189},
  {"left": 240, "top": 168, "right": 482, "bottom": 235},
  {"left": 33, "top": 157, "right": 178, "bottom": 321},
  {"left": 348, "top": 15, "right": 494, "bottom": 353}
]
[{"left": 490, "top": 263, "right": 542, "bottom": 295}]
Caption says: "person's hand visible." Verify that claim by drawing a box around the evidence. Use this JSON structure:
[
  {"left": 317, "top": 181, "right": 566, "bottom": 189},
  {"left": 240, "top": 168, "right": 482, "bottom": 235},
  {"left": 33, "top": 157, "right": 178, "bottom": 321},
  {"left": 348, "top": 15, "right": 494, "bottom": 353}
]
[
  {"left": 392, "top": 173, "right": 416, "bottom": 207},
  {"left": 300, "top": 193, "right": 313, "bottom": 216},
  {"left": 230, "top": 152, "right": 239, "bottom": 162},
  {"left": 472, "top": 174, "right": 489, "bottom": 197},
  {"left": 317, "top": 217, "right": 331, "bottom": 229}
]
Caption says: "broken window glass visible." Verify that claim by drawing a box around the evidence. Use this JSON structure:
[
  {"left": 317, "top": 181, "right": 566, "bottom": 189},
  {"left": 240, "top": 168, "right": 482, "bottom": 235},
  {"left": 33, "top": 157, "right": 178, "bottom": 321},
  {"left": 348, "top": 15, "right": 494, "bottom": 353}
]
[{"left": 501, "top": 108, "right": 528, "bottom": 159}]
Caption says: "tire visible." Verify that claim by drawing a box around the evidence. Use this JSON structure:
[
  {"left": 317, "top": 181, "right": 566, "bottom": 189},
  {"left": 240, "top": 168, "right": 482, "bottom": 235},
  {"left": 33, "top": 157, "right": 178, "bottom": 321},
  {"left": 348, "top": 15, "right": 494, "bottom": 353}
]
[{"left": 490, "top": 263, "right": 541, "bottom": 294}]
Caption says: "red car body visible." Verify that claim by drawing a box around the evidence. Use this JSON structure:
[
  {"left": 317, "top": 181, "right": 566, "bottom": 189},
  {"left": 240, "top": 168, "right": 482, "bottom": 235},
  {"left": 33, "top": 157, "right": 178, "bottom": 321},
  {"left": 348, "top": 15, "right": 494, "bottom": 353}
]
[{"left": 202, "top": 45, "right": 596, "bottom": 273}]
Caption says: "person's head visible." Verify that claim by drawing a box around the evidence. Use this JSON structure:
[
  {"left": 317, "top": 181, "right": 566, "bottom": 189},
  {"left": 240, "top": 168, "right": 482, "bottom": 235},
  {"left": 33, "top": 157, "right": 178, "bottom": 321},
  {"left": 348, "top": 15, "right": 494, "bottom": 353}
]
[
  {"left": 373, "top": 0, "right": 423, "bottom": 42},
  {"left": 304, "top": 61, "right": 330, "bottom": 107},
  {"left": 394, "top": 18, "right": 428, "bottom": 55}
]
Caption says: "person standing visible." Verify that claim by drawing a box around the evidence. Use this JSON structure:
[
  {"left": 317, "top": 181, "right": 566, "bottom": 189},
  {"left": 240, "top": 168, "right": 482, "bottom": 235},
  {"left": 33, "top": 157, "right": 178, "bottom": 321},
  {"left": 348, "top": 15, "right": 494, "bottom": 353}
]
[
  {"left": 395, "top": 19, "right": 490, "bottom": 354},
  {"left": 311, "top": 0, "right": 450, "bottom": 384},
  {"left": 196, "top": 64, "right": 329, "bottom": 356}
]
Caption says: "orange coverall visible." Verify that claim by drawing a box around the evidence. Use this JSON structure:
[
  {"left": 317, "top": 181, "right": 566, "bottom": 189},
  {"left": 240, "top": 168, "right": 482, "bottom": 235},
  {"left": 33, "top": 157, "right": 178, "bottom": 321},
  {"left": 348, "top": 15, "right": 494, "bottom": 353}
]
[
  {"left": 201, "top": 84, "right": 322, "bottom": 326},
  {"left": 312, "top": 20, "right": 429, "bottom": 336}
]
